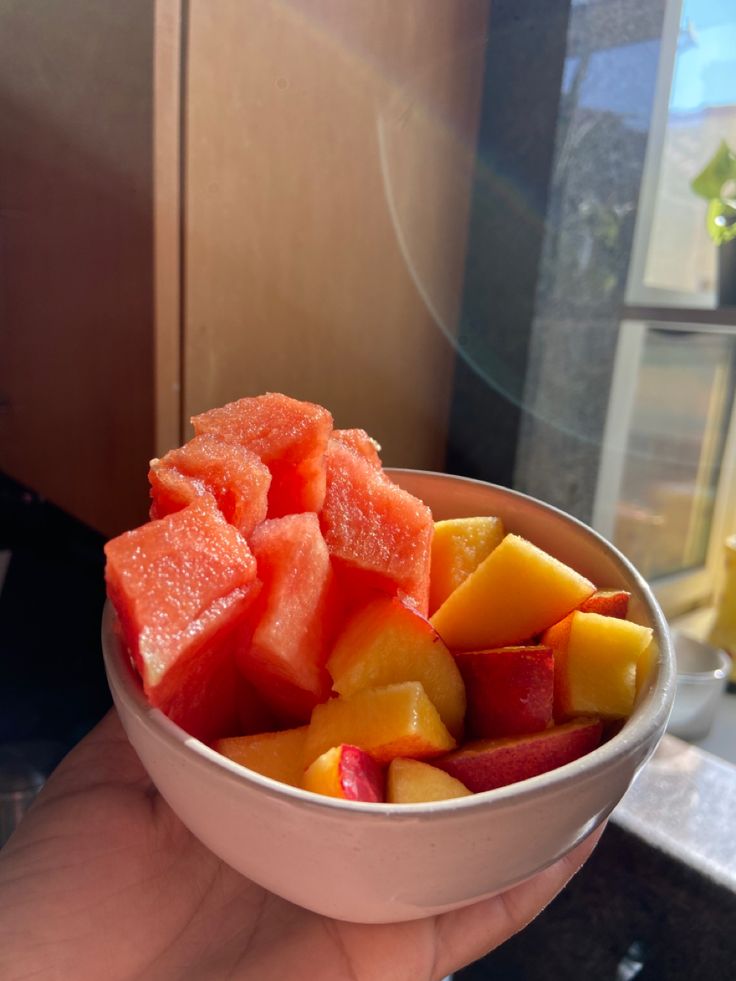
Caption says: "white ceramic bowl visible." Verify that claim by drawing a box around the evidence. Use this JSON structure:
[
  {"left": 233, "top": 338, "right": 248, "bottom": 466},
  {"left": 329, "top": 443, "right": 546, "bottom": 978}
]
[
  {"left": 667, "top": 630, "right": 730, "bottom": 740},
  {"left": 102, "top": 471, "right": 675, "bottom": 924}
]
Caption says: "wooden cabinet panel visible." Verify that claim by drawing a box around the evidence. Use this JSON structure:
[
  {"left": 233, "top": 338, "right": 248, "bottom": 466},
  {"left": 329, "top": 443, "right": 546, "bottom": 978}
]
[
  {"left": 0, "top": 0, "right": 488, "bottom": 535},
  {"left": 184, "top": 0, "right": 488, "bottom": 468},
  {"left": 0, "top": 0, "right": 157, "bottom": 536}
]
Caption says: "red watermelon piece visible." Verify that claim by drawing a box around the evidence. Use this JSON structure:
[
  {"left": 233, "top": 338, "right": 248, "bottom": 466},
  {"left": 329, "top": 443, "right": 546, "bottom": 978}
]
[
  {"left": 331, "top": 429, "right": 382, "bottom": 469},
  {"left": 149, "top": 434, "right": 271, "bottom": 539},
  {"left": 191, "top": 393, "right": 333, "bottom": 517},
  {"left": 234, "top": 674, "right": 278, "bottom": 736},
  {"left": 104, "top": 497, "right": 260, "bottom": 740},
  {"left": 319, "top": 440, "right": 433, "bottom": 615},
  {"left": 237, "top": 512, "right": 336, "bottom": 723}
]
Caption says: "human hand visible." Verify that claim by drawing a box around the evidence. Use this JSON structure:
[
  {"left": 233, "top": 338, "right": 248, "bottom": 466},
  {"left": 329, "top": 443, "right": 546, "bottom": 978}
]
[{"left": 0, "top": 710, "right": 602, "bottom": 980}]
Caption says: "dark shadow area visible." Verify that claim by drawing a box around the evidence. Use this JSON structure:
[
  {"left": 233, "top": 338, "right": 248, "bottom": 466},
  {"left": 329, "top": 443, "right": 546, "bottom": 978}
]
[
  {"left": 0, "top": 471, "right": 111, "bottom": 775},
  {"left": 446, "top": 0, "right": 572, "bottom": 486},
  {"left": 458, "top": 823, "right": 736, "bottom": 979}
]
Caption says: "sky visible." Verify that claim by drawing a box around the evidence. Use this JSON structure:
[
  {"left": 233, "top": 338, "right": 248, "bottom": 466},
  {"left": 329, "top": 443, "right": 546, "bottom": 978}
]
[
  {"left": 671, "top": 0, "right": 736, "bottom": 112},
  {"left": 561, "top": 0, "right": 736, "bottom": 128}
]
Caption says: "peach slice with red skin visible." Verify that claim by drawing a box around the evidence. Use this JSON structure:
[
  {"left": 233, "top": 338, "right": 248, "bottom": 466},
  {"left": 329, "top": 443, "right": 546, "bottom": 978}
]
[
  {"left": 435, "top": 717, "right": 603, "bottom": 793},
  {"left": 578, "top": 589, "right": 630, "bottom": 619},
  {"left": 430, "top": 534, "right": 595, "bottom": 652},
  {"left": 455, "top": 645, "right": 553, "bottom": 739},
  {"left": 387, "top": 758, "right": 472, "bottom": 803},
  {"left": 214, "top": 726, "right": 308, "bottom": 788},
  {"left": 429, "top": 516, "right": 505, "bottom": 616},
  {"left": 327, "top": 596, "right": 466, "bottom": 739},
  {"left": 304, "top": 682, "right": 456, "bottom": 767},
  {"left": 303, "top": 745, "right": 384, "bottom": 802},
  {"left": 542, "top": 611, "right": 653, "bottom": 721}
]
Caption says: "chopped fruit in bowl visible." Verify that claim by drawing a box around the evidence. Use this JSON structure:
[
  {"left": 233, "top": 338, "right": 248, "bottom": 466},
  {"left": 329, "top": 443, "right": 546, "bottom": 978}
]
[
  {"left": 455, "top": 645, "right": 554, "bottom": 739},
  {"left": 303, "top": 744, "right": 384, "bottom": 802},
  {"left": 102, "top": 393, "right": 674, "bottom": 923},
  {"left": 326, "top": 595, "right": 466, "bottom": 739},
  {"left": 387, "top": 758, "right": 472, "bottom": 804}
]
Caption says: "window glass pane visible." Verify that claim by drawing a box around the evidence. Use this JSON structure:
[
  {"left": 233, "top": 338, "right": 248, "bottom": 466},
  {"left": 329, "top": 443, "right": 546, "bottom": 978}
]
[
  {"left": 641, "top": 0, "right": 736, "bottom": 298},
  {"left": 613, "top": 326, "right": 735, "bottom": 580}
]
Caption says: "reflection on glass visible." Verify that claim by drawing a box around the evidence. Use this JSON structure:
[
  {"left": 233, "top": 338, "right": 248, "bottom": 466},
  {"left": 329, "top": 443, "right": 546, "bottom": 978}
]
[{"left": 613, "top": 327, "right": 735, "bottom": 580}]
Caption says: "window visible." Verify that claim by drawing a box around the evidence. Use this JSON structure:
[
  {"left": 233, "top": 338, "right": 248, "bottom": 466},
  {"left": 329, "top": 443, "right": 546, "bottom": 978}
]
[
  {"left": 588, "top": 0, "right": 736, "bottom": 617},
  {"left": 594, "top": 321, "right": 736, "bottom": 615},
  {"left": 626, "top": 0, "right": 736, "bottom": 307}
]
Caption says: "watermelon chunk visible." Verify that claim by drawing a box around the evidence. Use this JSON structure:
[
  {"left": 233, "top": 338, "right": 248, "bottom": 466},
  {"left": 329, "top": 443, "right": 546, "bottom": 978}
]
[
  {"left": 331, "top": 429, "right": 382, "bottom": 469},
  {"left": 149, "top": 434, "right": 271, "bottom": 539},
  {"left": 319, "top": 440, "right": 433, "bottom": 614},
  {"left": 191, "top": 392, "right": 333, "bottom": 517},
  {"left": 104, "top": 497, "right": 260, "bottom": 740},
  {"left": 238, "top": 512, "right": 336, "bottom": 723}
]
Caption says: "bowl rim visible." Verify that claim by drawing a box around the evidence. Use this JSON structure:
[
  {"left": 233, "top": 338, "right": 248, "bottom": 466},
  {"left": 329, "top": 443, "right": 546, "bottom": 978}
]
[{"left": 103, "top": 470, "right": 676, "bottom": 818}]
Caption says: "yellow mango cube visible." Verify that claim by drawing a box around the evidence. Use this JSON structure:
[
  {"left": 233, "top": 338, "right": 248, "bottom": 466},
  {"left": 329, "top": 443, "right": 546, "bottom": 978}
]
[
  {"left": 430, "top": 534, "right": 595, "bottom": 652},
  {"left": 543, "top": 611, "right": 653, "bottom": 719},
  {"left": 636, "top": 639, "right": 658, "bottom": 696},
  {"left": 304, "top": 682, "right": 456, "bottom": 767},
  {"left": 429, "top": 516, "right": 505, "bottom": 615}
]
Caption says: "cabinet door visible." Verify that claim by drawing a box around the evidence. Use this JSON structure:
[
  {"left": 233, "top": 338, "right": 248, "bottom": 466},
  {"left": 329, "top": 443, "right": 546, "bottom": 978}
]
[
  {"left": 184, "top": 0, "right": 489, "bottom": 468},
  {"left": 0, "top": 1, "right": 156, "bottom": 536}
]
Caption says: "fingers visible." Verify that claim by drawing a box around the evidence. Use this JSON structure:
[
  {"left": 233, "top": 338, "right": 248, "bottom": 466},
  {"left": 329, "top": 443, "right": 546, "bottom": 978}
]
[{"left": 432, "top": 824, "right": 605, "bottom": 979}]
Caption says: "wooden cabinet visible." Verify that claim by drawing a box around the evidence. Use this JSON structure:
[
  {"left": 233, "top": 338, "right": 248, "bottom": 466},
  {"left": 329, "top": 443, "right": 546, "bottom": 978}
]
[
  {"left": 0, "top": 0, "right": 488, "bottom": 537},
  {"left": 0, "top": 0, "right": 157, "bottom": 536}
]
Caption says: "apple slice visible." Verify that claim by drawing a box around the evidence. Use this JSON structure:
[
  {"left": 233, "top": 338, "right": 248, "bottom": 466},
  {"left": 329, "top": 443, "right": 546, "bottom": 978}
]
[
  {"left": 434, "top": 717, "right": 603, "bottom": 792},
  {"left": 327, "top": 596, "right": 466, "bottom": 739},
  {"left": 214, "top": 726, "right": 308, "bottom": 787},
  {"left": 304, "top": 682, "right": 456, "bottom": 767},
  {"left": 542, "top": 611, "right": 653, "bottom": 720},
  {"left": 303, "top": 744, "right": 384, "bottom": 802},
  {"left": 578, "top": 589, "right": 630, "bottom": 619},
  {"left": 430, "top": 534, "right": 595, "bottom": 652},
  {"left": 429, "top": 516, "right": 505, "bottom": 615},
  {"left": 387, "top": 758, "right": 472, "bottom": 803},
  {"left": 456, "top": 645, "right": 553, "bottom": 739}
]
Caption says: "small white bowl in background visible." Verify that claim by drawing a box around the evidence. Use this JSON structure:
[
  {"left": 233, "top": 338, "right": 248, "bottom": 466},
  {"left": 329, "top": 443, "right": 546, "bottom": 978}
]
[
  {"left": 102, "top": 471, "right": 675, "bottom": 924},
  {"left": 666, "top": 630, "right": 730, "bottom": 741}
]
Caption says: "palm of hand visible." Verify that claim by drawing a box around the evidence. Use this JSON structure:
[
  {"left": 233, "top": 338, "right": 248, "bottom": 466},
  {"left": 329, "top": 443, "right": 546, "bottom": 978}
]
[{"left": 0, "top": 711, "right": 601, "bottom": 980}]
